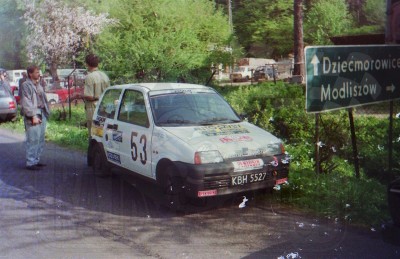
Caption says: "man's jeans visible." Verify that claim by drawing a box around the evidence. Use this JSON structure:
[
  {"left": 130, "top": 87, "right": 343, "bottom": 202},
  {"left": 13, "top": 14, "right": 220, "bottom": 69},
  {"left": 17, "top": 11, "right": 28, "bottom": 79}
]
[{"left": 24, "top": 115, "right": 47, "bottom": 166}]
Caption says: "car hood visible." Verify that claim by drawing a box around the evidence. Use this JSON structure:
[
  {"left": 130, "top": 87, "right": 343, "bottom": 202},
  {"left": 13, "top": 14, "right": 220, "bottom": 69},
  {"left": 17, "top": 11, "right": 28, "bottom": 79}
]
[{"left": 162, "top": 122, "right": 283, "bottom": 159}]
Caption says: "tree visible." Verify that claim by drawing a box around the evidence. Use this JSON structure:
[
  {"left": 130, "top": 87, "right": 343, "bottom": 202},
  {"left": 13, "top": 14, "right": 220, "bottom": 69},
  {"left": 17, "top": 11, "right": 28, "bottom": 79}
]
[
  {"left": 233, "top": 0, "right": 294, "bottom": 58},
  {"left": 293, "top": 0, "right": 304, "bottom": 77},
  {"left": 363, "top": 0, "right": 386, "bottom": 27},
  {"left": 305, "top": 0, "right": 352, "bottom": 45},
  {"left": 93, "top": 0, "right": 231, "bottom": 83},
  {"left": 0, "top": 0, "right": 27, "bottom": 69},
  {"left": 22, "top": 0, "right": 116, "bottom": 79}
]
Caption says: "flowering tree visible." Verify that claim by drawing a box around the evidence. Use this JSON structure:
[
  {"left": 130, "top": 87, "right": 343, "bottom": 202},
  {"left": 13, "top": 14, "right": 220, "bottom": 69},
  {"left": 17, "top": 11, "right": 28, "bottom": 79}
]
[{"left": 22, "top": 0, "right": 116, "bottom": 79}]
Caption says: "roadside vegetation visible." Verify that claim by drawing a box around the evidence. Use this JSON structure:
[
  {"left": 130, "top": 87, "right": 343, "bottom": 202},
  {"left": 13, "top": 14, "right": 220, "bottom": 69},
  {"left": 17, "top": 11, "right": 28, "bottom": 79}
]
[{"left": 2, "top": 81, "right": 399, "bottom": 228}]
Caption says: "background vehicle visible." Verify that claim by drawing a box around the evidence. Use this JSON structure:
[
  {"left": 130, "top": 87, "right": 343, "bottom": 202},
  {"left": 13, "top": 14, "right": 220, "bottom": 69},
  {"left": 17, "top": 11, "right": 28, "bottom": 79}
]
[
  {"left": 45, "top": 92, "right": 59, "bottom": 105},
  {"left": 0, "top": 82, "right": 17, "bottom": 121},
  {"left": 88, "top": 83, "right": 290, "bottom": 209},
  {"left": 46, "top": 84, "right": 83, "bottom": 103},
  {"left": 253, "top": 65, "right": 279, "bottom": 81},
  {"left": 230, "top": 58, "right": 276, "bottom": 82},
  {"left": 6, "top": 69, "right": 26, "bottom": 84}
]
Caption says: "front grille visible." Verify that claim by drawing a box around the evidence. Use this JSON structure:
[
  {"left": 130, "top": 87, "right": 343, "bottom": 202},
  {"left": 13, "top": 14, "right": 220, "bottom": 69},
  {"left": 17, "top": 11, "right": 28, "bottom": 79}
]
[{"left": 203, "top": 175, "right": 231, "bottom": 189}]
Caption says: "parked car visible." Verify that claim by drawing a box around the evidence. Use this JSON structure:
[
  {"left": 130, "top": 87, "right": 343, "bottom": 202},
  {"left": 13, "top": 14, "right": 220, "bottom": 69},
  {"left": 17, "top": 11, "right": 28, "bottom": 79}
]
[
  {"left": 46, "top": 83, "right": 83, "bottom": 103},
  {"left": 45, "top": 92, "right": 59, "bottom": 105},
  {"left": 0, "top": 82, "right": 17, "bottom": 121},
  {"left": 87, "top": 83, "right": 290, "bottom": 209},
  {"left": 388, "top": 178, "right": 400, "bottom": 226},
  {"left": 253, "top": 65, "right": 278, "bottom": 82}
]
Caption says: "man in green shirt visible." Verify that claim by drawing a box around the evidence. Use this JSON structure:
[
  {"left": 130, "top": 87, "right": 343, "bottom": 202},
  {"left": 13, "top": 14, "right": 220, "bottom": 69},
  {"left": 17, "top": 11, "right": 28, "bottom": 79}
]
[{"left": 81, "top": 54, "right": 110, "bottom": 136}]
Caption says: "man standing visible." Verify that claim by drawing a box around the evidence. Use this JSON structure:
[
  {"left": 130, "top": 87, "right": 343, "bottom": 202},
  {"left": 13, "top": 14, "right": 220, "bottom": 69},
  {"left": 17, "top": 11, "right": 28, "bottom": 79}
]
[
  {"left": 18, "top": 71, "right": 27, "bottom": 100},
  {"left": 20, "top": 65, "right": 50, "bottom": 170},
  {"left": 82, "top": 54, "right": 110, "bottom": 136}
]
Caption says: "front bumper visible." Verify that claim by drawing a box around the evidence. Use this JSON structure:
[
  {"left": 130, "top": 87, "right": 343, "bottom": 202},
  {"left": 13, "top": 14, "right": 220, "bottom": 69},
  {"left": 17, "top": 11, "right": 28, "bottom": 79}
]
[{"left": 172, "top": 154, "right": 290, "bottom": 198}]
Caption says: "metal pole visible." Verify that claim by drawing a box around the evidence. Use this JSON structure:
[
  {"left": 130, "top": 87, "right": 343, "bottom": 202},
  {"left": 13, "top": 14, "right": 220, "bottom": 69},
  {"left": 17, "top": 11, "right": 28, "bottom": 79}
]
[
  {"left": 348, "top": 108, "right": 360, "bottom": 178},
  {"left": 68, "top": 75, "right": 71, "bottom": 119},
  {"left": 315, "top": 113, "right": 320, "bottom": 174},
  {"left": 389, "top": 100, "right": 394, "bottom": 173}
]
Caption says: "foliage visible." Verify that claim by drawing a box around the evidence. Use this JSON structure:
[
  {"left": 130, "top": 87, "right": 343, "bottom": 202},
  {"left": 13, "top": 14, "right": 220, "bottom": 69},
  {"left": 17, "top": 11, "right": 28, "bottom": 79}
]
[
  {"left": 363, "top": 0, "right": 386, "bottom": 27},
  {"left": 22, "top": 0, "right": 116, "bottom": 78},
  {"left": 279, "top": 168, "right": 389, "bottom": 226},
  {"left": 0, "top": 0, "right": 27, "bottom": 69},
  {"left": 219, "top": 81, "right": 396, "bottom": 227},
  {"left": 2, "top": 104, "right": 88, "bottom": 151},
  {"left": 304, "top": 0, "right": 352, "bottom": 45},
  {"left": 233, "top": 0, "right": 294, "bottom": 58},
  {"left": 92, "top": 0, "right": 231, "bottom": 84}
]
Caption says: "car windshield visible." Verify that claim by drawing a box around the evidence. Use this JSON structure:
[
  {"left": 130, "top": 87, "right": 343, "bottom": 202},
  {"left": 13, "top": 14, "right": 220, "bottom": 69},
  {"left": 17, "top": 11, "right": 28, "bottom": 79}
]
[{"left": 150, "top": 91, "right": 241, "bottom": 126}]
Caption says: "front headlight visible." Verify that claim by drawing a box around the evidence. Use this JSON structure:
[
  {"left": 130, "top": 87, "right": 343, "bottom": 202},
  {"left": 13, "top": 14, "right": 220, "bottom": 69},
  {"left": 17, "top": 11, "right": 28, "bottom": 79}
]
[{"left": 194, "top": 150, "right": 224, "bottom": 164}]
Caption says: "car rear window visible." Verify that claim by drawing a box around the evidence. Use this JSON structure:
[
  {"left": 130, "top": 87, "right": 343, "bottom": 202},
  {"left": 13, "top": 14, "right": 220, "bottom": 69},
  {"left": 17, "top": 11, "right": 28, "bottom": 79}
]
[{"left": 0, "top": 84, "right": 9, "bottom": 97}]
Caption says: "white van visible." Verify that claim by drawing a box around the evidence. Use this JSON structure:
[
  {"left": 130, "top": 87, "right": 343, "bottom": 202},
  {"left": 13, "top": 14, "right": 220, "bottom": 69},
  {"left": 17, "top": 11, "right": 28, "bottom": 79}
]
[{"left": 7, "top": 69, "right": 26, "bottom": 84}]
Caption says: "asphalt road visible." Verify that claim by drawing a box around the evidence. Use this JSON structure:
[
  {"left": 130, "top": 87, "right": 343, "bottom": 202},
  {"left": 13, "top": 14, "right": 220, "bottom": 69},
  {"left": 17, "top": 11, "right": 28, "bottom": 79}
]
[{"left": 0, "top": 128, "right": 399, "bottom": 259}]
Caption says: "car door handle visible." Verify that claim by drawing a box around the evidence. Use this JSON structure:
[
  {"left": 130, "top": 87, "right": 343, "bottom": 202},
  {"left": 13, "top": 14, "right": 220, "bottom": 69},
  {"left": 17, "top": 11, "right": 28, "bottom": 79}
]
[{"left": 107, "top": 123, "right": 118, "bottom": 130}]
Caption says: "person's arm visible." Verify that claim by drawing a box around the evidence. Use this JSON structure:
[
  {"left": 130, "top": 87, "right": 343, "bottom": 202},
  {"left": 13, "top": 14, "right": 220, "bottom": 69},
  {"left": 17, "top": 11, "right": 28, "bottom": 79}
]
[{"left": 21, "top": 82, "right": 41, "bottom": 125}]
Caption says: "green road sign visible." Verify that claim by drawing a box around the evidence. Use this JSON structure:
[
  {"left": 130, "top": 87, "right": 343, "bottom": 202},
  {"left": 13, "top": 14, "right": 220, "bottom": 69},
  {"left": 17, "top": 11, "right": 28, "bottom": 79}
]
[{"left": 305, "top": 45, "right": 400, "bottom": 113}]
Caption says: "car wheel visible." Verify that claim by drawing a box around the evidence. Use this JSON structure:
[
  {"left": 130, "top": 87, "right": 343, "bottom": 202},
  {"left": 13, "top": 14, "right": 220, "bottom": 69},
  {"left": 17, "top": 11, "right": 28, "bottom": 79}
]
[
  {"left": 49, "top": 99, "right": 56, "bottom": 105},
  {"left": 92, "top": 143, "right": 111, "bottom": 178},
  {"left": 162, "top": 166, "right": 188, "bottom": 211}
]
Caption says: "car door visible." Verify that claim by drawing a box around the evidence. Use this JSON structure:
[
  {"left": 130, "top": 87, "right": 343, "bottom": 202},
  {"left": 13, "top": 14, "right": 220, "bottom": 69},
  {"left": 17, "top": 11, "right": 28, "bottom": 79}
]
[
  {"left": 96, "top": 88, "right": 123, "bottom": 165},
  {"left": 113, "top": 89, "right": 153, "bottom": 177}
]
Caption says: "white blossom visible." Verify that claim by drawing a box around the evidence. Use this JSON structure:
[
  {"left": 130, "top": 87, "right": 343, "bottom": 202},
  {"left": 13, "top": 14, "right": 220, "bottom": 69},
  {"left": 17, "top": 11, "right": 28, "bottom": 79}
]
[{"left": 22, "top": 0, "right": 117, "bottom": 68}]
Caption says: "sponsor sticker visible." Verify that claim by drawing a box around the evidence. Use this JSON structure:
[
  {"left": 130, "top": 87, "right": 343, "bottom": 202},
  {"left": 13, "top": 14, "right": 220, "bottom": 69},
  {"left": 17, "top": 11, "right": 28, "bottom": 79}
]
[
  {"left": 91, "top": 126, "right": 103, "bottom": 137},
  {"left": 219, "top": 135, "right": 253, "bottom": 143},
  {"left": 195, "top": 124, "right": 249, "bottom": 136},
  {"left": 198, "top": 189, "right": 217, "bottom": 197},
  {"left": 106, "top": 151, "right": 121, "bottom": 164},
  {"left": 112, "top": 131, "right": 123, "bottom": 142},
  {"left": 232, "top": 158, "right": 264, "bottom": 172}
]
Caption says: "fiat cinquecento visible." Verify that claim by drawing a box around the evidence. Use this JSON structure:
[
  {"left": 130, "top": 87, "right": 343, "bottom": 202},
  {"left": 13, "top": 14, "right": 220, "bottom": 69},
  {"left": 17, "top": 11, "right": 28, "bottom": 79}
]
[{"left": 88, "top": 83, "right": 290, "bottom": 208}]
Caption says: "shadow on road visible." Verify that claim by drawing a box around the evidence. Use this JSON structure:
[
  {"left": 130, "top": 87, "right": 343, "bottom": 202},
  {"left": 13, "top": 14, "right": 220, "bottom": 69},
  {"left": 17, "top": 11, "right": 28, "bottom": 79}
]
[{"left": 0, "top": 139, "right": 269, "bottom": 219}]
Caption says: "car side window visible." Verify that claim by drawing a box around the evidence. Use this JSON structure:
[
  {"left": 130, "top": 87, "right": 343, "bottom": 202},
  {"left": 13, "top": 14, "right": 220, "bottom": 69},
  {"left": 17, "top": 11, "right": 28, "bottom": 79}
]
[
  {"left": 117, "top": 89, "right": 149, "bottom": 128},
  {"left": 97, "top": 89, "right": 122, "bottom": 119}
]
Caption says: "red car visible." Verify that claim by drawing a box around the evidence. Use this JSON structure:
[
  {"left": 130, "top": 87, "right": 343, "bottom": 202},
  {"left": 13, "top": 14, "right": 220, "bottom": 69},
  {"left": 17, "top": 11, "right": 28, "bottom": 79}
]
[
  {"left": 46, "top": 84, "right": 84, "bottom": 103},
  {"left": 9, "top": 82, "right": 20, "bottom": 104}
]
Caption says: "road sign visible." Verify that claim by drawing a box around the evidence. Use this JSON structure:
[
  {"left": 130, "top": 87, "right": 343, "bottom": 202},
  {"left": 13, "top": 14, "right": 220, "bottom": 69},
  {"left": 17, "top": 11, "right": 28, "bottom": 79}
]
[{"left": 305, "top": 45, "right": 400, "bottom": 113}]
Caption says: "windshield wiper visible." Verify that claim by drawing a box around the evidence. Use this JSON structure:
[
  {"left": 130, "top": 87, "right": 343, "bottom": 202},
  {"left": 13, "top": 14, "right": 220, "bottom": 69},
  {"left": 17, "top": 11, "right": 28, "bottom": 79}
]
[
  {"left": 159, "top": 119, "right": 196, "bottom": 125},
  {"left": 199, "top": 117, "right": 241, "bottom": 125}
]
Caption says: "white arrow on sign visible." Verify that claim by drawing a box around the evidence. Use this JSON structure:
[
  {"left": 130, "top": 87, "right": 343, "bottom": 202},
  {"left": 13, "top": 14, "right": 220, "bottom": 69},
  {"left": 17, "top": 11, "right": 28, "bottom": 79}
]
[
  {"left": 311, "top": 55, "right": 320, "bottom": 76},
  {"left": 386, "top": 84, "right": 395, "bottom": 92}
]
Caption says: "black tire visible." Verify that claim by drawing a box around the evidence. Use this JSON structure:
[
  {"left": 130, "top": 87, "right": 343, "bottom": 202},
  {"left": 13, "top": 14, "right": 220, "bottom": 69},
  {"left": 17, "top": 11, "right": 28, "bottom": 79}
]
[
  {"left": 92, "top": 144, "right": 111, "bottom": 178},
  {"left": 162, "top": 166, "right": 188, "bottom": 211},
  {"left": 49, "top": 99, "right": 56, "bottom": 105}
]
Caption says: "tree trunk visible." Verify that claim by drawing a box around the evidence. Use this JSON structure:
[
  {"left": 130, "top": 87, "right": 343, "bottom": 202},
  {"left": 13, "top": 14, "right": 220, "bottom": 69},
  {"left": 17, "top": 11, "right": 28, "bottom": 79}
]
[
  {"left": 293, "top": 0, "right": 305, "bottom": 78},
  {"left": 50, "top": 62, "right": 58, "bottom": 80}
]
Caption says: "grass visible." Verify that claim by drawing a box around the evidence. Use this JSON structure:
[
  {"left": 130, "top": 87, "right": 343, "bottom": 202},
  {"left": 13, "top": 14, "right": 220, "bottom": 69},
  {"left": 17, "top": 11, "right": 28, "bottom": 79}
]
[{"left": 2, "top": 103, "right": 89, "bottom": 151}]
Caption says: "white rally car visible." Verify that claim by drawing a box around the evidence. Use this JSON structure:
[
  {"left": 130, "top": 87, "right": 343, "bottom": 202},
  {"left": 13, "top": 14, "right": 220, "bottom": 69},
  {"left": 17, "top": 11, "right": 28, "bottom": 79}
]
[{"left": 88, "top": 83, "right": 290, "bottom": 207}]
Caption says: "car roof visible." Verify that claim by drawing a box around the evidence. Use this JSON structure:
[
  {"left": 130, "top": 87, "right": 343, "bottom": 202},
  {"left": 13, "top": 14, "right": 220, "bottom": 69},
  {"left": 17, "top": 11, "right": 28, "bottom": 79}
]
[{"left": 110, "top": 82, "right": 211, "bottom": 92}]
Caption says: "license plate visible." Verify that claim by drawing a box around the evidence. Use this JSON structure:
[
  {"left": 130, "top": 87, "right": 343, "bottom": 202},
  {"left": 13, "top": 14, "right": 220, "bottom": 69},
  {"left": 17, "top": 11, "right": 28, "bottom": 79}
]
[
  {"left": 232, "top": 171, "right": 267, "bottom": 186},
  {"left": 276, "top": 178, "right": 288, "bottom": 185}
]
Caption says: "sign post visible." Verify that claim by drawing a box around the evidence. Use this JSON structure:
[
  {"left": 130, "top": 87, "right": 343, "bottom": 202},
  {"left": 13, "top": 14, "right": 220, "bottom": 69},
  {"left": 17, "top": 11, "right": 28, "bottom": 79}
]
[{"left": 305, "top": 45, "right": 400, "bottom": 176}]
